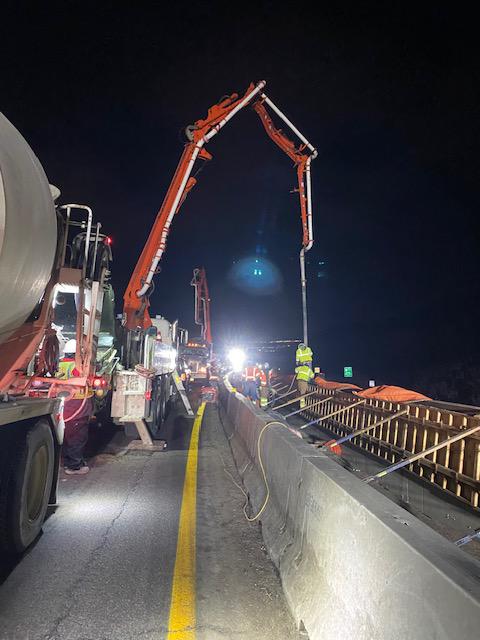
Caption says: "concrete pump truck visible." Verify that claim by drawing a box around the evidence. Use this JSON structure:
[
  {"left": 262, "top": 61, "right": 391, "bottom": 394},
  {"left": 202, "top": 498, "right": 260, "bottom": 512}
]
[
  {"left": 0, "top": 79, "right": 315, "bottom": 552},
  {"left": 116, "top": 79, "right": 316, "bottom": 410}
]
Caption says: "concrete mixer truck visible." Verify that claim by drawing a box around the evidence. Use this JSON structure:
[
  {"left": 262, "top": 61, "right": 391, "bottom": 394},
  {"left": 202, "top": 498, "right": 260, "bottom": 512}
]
[{"left": 0, "top": 113, "right": 117, "bottom": 553}]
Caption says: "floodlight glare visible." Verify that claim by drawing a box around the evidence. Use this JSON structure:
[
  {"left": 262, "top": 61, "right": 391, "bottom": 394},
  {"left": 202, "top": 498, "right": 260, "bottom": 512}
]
[{"left": 228, "top": 348, "right": 246, "bottom": 372}]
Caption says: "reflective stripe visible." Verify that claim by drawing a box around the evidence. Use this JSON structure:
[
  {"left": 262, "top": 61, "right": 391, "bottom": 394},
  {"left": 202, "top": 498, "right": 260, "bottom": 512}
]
[
  {"left": 57, "top": 359, "right": 76, "bottom": 379},
  {"left": 296, "top": 346, "right": 313, "bottom": 363},
  {"left": 244, "top": 366, "right": 260, "bottom": 380},
  {"left": 295, "top": 366, "right": 314, "bottom": 382}
]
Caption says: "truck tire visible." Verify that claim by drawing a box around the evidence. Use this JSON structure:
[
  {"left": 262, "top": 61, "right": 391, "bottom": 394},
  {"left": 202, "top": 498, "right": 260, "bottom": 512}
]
[
  {"left": 0, "top": 420, "right": 55, "bottom": 554},
  {"left": 150, "top": 376, "right": 167, "bottom": 437},
  {"left": 159, "top": 376, "right": 168, "bottom": 425}
]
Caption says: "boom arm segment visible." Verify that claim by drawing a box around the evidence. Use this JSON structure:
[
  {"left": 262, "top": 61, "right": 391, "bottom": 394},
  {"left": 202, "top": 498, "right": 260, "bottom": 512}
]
[
  {"left": 191, "top": 267, "right": 212, "bottom": 345},
  {"left": 123, "top": 81, "right": 266, "bottom": 330},
  {"left": 253, "top": 99, "right": 315, "bottom": 249},
  {"left": 252, "top": 94, "right": 317, "bottom": 344}
]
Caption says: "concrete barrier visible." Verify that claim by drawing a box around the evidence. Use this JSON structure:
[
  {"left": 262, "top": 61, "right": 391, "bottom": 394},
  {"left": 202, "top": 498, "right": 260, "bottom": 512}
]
[{"left": 219, "top": 383, "right": 480, "bottom": 640}]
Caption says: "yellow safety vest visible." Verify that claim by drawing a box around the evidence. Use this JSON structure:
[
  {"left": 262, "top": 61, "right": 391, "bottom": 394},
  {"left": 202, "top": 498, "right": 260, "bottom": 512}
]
[
  {"left": 295, "top": 365, "right": 314, "bottom": 382},
  {"left": 57, "top": 359, "right": 93, "bottom": 400},
  {"left": 57, "top": 359, "right": 76, "bottom": 379},
  {"left": 296, "top": 346, "right": 313, "bottom": 363}
]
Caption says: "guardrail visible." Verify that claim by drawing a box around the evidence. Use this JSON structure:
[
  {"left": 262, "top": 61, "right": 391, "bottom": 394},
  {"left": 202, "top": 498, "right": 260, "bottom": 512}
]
[{"left": 300, "top": 385, "right": 480, "bottom": 508}]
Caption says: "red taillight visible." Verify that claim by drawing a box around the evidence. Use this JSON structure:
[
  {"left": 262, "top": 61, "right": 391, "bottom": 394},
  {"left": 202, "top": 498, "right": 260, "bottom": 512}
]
[
  {"left": 145, "top": 390, "right": 152, "bottom": 401},
  {"left": 105, "top": 236, "right": 112, "bottom": 245}
]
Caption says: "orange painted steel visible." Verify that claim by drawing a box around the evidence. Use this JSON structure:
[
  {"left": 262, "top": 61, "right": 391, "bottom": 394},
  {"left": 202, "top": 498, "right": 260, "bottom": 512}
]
[
  {"left": 0, "top": 280, "right": 56, "bottom": 392},
  {"left": 253, "top": 100, "right": 311, "bottom": 248},
  {"left": 122, "top": 81, "right": 316, "bottom": 331}
]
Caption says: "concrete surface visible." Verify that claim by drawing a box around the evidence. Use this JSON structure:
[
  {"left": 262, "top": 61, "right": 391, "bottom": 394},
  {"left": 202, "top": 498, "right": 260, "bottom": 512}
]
[
  {"left": 220, "top": 384, "right": 480, "bottom": 640},
  {"left": 0, "top": 396, "right": 300, "bottom": 640},
  {"left": 280, "top": 409, "right": 480, "bottom": 560}
]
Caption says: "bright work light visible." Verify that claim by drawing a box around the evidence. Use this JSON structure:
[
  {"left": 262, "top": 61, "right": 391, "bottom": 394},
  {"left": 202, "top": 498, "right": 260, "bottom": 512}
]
[{"left": 228, "top": 348, "right": 246, "bottom": 372}]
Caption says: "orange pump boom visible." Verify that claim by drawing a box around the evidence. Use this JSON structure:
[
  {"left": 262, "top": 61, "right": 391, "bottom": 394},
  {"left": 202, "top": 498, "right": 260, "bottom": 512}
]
[{"left": 123, "top": 81, "right": 317, "bottom": 339}]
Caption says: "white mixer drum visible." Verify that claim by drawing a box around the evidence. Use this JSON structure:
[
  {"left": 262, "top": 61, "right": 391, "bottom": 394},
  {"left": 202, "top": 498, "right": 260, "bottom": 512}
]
[{"left": 0, "top": 113, "right": 57, "bottom": 344}]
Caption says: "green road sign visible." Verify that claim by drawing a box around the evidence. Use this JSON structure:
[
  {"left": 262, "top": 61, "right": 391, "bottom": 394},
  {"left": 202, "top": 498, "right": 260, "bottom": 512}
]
[{"left": 344, "top": 366, "right": 353, "bottom": 378}]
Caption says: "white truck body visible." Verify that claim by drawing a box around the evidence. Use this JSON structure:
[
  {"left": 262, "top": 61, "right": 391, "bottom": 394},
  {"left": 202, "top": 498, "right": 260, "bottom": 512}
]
[{"left": 111, "top": 315, "right": 177, "bottom": 436}]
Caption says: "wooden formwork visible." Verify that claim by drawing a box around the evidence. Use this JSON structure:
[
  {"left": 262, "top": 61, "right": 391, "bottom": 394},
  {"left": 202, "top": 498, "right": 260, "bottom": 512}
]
[{"left": 302, "top": 385, "right": 480, "bottom": 509}]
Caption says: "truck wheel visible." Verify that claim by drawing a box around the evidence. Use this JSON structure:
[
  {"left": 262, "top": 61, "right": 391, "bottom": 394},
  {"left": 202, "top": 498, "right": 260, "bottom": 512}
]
[
  {"left": 0, "top": 420, "right": 54, "bottom": 554},
  {"left": 152, "top": 376, "right": 167, "bottom": 437},
  {"left": 148, "top": 377, "right": 161, "bottom": 437},
  {"left": 159, "top": 376, "right": 168, "bottom": 425}
]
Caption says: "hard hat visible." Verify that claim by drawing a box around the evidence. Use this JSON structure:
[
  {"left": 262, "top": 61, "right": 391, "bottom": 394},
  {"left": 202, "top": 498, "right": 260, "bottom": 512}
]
[
  {"left": 63, "top": 339, "right": 77, "bottom": 356},
  {"left": 299, "top": 343, "right": 306, "bottom": 349}
]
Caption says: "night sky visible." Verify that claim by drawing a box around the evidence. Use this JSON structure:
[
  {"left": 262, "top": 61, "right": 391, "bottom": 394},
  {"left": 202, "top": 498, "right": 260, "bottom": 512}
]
[{"left": 2, "top": 4, "right": 479, "bottom": 396}]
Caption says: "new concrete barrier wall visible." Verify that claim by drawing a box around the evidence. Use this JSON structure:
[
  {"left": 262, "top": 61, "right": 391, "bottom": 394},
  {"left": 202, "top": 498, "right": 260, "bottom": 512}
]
[{"left": 219, "top": 384, "right": 480, "bottom": 640}]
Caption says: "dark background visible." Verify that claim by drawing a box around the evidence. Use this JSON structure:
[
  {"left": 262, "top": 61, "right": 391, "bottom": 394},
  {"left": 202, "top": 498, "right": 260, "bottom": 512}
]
[{"left": 2, "top": 3, "right": 479, "bottom": 400}]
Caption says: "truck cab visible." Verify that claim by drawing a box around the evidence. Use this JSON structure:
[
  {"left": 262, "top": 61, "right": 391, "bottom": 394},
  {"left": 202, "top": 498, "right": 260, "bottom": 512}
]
[{"left": 179, "top": 339, "right": 211, "bottom": 380}]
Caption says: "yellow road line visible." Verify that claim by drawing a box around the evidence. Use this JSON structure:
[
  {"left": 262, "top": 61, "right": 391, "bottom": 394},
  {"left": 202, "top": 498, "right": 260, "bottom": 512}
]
[{"left": 167, "top": 402, "right": 206, "bottom": 639}]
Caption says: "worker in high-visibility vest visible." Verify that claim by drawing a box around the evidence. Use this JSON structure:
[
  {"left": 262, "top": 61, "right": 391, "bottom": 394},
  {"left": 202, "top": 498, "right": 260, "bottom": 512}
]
[
  {"left": 57, "top": 346, "right": 80, "bottom": 379},
  {"left": 180, "top": 361, "right": 191, "bottom": 392},
  {"left": 258, "top": 364, "right": 270, "bottom": 408},
  {"left": 243, "top": 363, "right": 260, "bottom": 403},
  {"left": 295, "top": 364, "right": 314, "bottom": 408},
  {"left": 296, "top": 343, "right": 313, "bottom": 367},
  {"left": 57, "top": 339, "right": 94, "bottom": 475}
]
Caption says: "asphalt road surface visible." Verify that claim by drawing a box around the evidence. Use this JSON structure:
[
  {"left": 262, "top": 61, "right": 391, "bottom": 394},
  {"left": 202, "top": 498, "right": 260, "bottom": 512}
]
[{"left": 0, "top": 396, "right": 300, "bottom": 640}]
